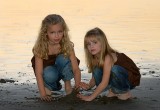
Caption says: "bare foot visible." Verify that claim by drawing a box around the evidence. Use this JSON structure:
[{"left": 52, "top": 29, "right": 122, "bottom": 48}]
[
  {"left": 117, "top": 91, "right": 132, "bottom": 100},
  {"left": 107, "top": 89, "right": 117, "bottom": 97},
  {"left": 45, "top": 87, "right": 52, "bottom": 95}
]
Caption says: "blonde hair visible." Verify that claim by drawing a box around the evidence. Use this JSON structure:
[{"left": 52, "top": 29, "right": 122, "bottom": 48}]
[
  {"left": 32, "top": 14, "right": 73, "bottom": 59},
  {"left": 84, "top": 27, "right": 117, "bottom": 73}
]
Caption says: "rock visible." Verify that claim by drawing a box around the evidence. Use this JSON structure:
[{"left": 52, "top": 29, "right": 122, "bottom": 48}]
[{"left": 0, "top": 79, "right": 6, "bottom": 83}]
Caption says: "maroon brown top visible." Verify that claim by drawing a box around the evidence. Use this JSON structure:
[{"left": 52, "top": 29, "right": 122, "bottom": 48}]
[
  {"left": 114, "top": 52, "right": 141, "bottom": 86},
  {"left": 31, "top": 55, "right": 57, "bottom": 72},
  {"left": 31, "top": 55, "right": 80, "bottom": 73}
]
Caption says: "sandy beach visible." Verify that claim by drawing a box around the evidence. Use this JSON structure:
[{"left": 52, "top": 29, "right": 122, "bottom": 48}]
[{"left": 0, "top": 74, "right": 160, "bottom": 110}]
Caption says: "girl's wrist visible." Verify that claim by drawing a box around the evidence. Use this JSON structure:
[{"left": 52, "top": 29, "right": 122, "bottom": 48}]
[
  {"left": 74, "top": 85, "right": 80, "bottom": 91},
  {"left": 87, "top": 84, "right": 91, "bottom": 90}
]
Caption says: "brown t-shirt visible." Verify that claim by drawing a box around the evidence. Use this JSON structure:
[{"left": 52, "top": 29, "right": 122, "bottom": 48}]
[
  {"left": 31, "top": 55, "right": 57, "bottom": 73},
  {"left": 114, "top": 52, "right": 141, "bottom": 86},
  {"left": 31, "top": 55, "right": 80, "bottom": 73}
]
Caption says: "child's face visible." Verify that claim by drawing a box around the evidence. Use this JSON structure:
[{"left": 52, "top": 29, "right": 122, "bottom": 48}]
[
  {"left": 47, "top": 23, "right": 63, "bottom": 44},
  {"left": 86, "top": 36, "right": 101, "bottom": 56}
]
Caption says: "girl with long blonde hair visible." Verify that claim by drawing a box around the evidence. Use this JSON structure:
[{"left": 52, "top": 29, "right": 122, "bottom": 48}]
[
  {"left": 78, "top": 27, "right": 140, "bottom": 101},
  {"left": 31, "top": 14, "right": 81, "bottom": 101}
]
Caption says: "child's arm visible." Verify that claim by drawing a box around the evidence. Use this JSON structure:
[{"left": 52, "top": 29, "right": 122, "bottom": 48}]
[
  {"left": 69, "top": 50, "right": 81, "bottom": 88},
  {"left": 79, "top": 76, "right": 95, "bottom": 90},
  {"left": 79, "top": 55, "right": 112, "bottom": 101},
  {"left": 35, "top": 56, "right": 52, "bottom": 101}
]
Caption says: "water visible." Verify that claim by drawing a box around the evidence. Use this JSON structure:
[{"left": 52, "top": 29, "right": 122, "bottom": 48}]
[{"left": 0, "top": 0, "right": 160, "bottom": 82}]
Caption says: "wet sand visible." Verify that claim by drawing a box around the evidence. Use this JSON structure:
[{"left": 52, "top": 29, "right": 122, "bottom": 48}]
[{"left": 0, "top": 77, "right": 160, "bottom": 110}]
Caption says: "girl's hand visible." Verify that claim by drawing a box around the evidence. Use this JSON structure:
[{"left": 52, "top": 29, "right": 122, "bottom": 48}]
[
  {"left": 79, "top": 82, "right": 90, "bottom": 90},
  {"left": 74, "top": 85, "right": 80, "bottom": 91},
  {"left": 40, "top": 95, "right": 53, "bottom": 102},
  {"left": 77, "top": 94, "right": 93, "bottom": 101}
]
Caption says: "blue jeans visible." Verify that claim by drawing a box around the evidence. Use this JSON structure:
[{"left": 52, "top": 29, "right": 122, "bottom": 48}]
[
  {"left": 43, "top": 54, "right": 74, "bottom": 91},
  {"left": 93, "top": 65, "right": 133, "bottom": 94}
]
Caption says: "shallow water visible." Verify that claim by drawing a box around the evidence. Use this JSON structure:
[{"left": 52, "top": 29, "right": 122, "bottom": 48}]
[{"left": 0, "top": 0, "right": 160, "bottom": 82}]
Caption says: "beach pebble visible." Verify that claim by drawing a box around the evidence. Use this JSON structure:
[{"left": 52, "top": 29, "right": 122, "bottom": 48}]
[
  {"left": 149, "top": 71, "right": 155, "bottom": 74},
  {"left": 0, "top": 79, "right": 6, "bottom": 83},
  {"left": 0, "top": 79, "right": 15, "bottom": 83}
]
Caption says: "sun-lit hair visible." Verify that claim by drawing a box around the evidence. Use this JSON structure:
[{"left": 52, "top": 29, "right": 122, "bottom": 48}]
[
  {"left": 84, "top": 27, "right": 117, "bottom": 73},
  {"left": 32, "top": 14, "right": 73, "bottom": 59}
]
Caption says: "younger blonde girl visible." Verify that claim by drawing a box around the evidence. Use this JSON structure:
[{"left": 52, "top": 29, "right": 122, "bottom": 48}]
[{"left": 78, "top": 27, "right": 140, "bottom": 101}]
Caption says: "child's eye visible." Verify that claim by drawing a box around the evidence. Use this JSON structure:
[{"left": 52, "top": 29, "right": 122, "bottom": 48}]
[
  {"left": 58, "top": 31, "right": 63, "bottom": 35},
  {"left": 58, "top": 31, "right": 63, "bottom": 33},
  {"left": 51, "top": 32, "right": 56, "bottom": 34},
  {"left": 86, "top": 43, "right": 91, "bottom": 46},
  {"left": 93, "top": 41, "right": 97, "bottom": 44}
]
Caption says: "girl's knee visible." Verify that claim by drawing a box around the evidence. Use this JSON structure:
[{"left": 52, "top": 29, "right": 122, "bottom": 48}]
[
  {"left": 55, "top": 54, "right": 73, "bottom": 75},
  {"left": 111, "top": 65, "right": 128, "bottom": 77},
  {"left": 55, "top": 54, "right": 70, "bottom": 68},
  {"left": 43, "top": 66, "right": 59, "bottom": 83},
  {"left": 93, "top": 67, "right": 103, "bottom": 78},
  {"left": 111, "top": 65, "right": 120, "bottom": 76}
]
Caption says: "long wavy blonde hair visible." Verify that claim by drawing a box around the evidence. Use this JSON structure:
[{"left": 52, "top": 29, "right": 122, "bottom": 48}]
[
  {"left": 84, "top": 27, "right": 117, "bottom": 73},
  {"left": 32, "top": 14, "right": 73, "bottom": 59}
]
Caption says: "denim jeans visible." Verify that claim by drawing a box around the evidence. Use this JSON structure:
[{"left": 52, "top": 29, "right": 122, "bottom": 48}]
[
  {"left": 43, "top": 54, "right": 74, "bottom": 91},
  {"left": 93, "top": 65, "right": 133, "bottom": 94}
]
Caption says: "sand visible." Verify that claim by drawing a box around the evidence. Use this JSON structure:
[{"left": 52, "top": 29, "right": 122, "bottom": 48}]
[{"left": 0, "top": 77, "right": 160, "bottom": 110}]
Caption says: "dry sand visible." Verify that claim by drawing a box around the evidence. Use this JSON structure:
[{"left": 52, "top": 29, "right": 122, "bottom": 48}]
[{"left": 0, "top": 77, "right": 160, "bottom": 110}]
